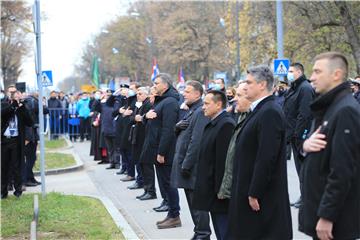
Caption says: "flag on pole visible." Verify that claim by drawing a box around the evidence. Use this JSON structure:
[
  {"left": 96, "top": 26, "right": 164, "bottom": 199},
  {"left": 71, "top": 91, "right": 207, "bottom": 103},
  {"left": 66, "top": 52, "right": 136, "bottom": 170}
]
[
  {"left": 92, "top": 56, "right": 100, "bottom": 88},
  {"left": 151, "top": 58, "right": 160, "bottom": 82},
  {"left": 108, "top": 78, "right": 115, "bottom": 91},
  {"left": 178, "top": 66, "right": 185, "bottom": 84}
]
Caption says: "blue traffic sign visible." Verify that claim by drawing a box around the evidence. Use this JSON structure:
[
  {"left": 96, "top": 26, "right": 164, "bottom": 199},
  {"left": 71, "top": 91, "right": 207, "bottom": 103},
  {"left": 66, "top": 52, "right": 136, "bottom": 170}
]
[
  {"left": 41, "top": 70, "right": 53, "bottom": 87},
  {"left": 274, "top": 59, "right": 290, "bottom": 76}
]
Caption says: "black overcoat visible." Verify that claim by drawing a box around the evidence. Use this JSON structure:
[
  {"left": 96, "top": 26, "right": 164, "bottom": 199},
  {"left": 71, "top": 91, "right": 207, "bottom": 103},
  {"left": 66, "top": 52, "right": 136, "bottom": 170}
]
[
  {"left": 299, "top": 82, "right": 360, "bottom": 239},
  {"left": 139, "top": 87, "right": 179, "bottom": 165},
  {"left": 129, "top": 98, "right": 152, "bottom": 163},
  {"left": 227, "top": 96, "right": 292, "bottom": 240},
  {"left": 192, "top": 111, "right": 235, "bottom": 213},
  {"left": 170, "top": 99, "right": 209, "bottom": 190},
  {"left": 283, "top": 75, "right": 314, "bottom": 150},
  {"left": 1, "top": 99, "right": 34, "bottom": 168}
]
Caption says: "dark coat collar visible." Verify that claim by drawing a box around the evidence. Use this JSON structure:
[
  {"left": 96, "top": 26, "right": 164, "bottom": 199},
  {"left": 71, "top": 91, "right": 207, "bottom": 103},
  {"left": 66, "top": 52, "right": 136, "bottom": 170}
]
[
  {"left": 290, "top": 75, "right": 308, "bottom": 90},
  {"left": 155, "top": 87, "right": 180, "bottom": 103},
  {"left": 209, "top": 110, "right": 228, "bottom": 126},
  {"left": 251, "top": 95, "right": 275, "bottom": 113},
  {"left": 310, "top": 81, "right": 351, "bottom": 115},
  {"left": 188, "top": 98, "right": 203, "bottom": 111}
]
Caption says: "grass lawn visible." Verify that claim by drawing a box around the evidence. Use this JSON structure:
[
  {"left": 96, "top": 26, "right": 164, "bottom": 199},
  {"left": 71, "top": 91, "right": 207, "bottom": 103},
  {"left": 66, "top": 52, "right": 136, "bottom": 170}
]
[
  {"left": 1, "top": 192, "right": 124, "bottom": 239},
  {"left": 34, "top": 152, "right": 76, "bottom": 171},
  {"left": 44, "top": 138, "right": 68, "bottom": 149}
]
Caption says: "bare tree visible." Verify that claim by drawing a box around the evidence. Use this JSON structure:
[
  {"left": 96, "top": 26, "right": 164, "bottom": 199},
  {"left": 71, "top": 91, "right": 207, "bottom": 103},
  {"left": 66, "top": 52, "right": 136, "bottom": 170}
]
[{"left": 1, "top": 1, "right": 32, "bottom": 88}]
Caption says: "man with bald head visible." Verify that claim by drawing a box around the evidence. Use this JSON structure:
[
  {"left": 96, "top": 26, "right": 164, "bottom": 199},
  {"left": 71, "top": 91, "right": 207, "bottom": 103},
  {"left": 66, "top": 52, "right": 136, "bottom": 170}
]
[{"left": 300, "top": 52, "right": 360, "bottom": 240}]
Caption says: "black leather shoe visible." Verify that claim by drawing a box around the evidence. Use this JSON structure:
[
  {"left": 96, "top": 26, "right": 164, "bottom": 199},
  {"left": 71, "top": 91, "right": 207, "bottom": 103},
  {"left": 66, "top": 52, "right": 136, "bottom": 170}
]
[
  {"left": 106, "top": 164, "right": 116, "bottom": 169},
  {"left": 25, "top": 181, "right": 38, "bottom": 187},
  {"left": 154, "top": 204, "right": 169, "bottom": 212},
  {"left": 136, "top": 192, "right": 147, "bottom": 199},
  {"left": 31, "top": 179, "right": 41, "bottom": 185},
  {"left": 97, "top": 160, "right": 109, "bottom": 165},
  {"left": 153, "top": 200, "right": 167, "bottom": 211},
  {"left": 14, "top": 191, "right": 22, "bottom": 198},
  {"left": 128, "top": 182, "right": 143, "bottom": 190},
  {"left": 116, "top": 169, "right": 126, "bottom": 175},
  {"left": 139, "top": 193, "right": 157, "bottom": 201}
]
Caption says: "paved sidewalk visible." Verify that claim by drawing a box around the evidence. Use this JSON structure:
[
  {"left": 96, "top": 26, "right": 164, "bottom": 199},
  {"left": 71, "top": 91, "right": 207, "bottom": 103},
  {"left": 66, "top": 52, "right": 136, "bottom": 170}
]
[{"left": 27, "top": 141, "right": 309, "bottom": 239}]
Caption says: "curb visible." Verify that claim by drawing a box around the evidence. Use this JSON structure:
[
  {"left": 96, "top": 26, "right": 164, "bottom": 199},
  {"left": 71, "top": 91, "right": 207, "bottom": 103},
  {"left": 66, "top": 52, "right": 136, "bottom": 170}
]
[
  {"left": 34, "top": 139, "right": 83, "bottom": 176},
  {"left": 74, "top": 193, "right": 139, "bottom": 240}
]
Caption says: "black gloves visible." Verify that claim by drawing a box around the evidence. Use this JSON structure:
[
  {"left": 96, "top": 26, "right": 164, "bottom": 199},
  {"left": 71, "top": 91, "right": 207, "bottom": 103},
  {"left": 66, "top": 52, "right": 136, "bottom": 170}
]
[{"left": 175, "top": 119, "right": 190, "bottom": 136}]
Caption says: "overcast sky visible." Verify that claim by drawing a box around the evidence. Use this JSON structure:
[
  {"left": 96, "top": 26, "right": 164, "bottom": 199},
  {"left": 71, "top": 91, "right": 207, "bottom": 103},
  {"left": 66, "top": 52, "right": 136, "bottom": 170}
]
[{"left": 21, "top": 0, "right": 131, "bottom": 89}]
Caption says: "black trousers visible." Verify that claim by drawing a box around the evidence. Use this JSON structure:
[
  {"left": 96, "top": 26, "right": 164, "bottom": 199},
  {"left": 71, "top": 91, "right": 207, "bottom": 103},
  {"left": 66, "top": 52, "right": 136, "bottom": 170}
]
[
  {"left": 1, "top": 137, "right": 22, "bottom": 195},
  {"left": 79, "top": 117, "right": 91, "bottom": 140},
  {"left": 141, "top": 163, "right": 156, "bottom": 196},
  {"left": 185, "top": 189, "right": 211, "bottom": 239},
  {"left": 291, "top": 141, "right": 303, "bottom": 194},
  {"left": 155, "top": 164, "right": 180, "bottom": 218},
  {"left": 104, "top": 136, "right": 116, "bottom": 164},
  {"left": 23, "top": 141, "right": 38, "bottom": 183},
  {"left": 121, "top": 149, "right": 132, "bottom": 174},
  {"left": 155, "top": 164, "right": 167, "bottom": 201},
  {"left": 210, "top": 212, "right": 228, "bottom": 240}
]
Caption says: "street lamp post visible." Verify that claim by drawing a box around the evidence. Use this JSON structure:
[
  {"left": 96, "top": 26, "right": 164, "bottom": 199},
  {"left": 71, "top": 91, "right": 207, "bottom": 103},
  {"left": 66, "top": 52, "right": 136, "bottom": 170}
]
[
  {"left": 276, "top": 0, "right": 284, "bottom": 81},
  {"left": 34, "top": 0, "right": 46, "bottom": 198}
]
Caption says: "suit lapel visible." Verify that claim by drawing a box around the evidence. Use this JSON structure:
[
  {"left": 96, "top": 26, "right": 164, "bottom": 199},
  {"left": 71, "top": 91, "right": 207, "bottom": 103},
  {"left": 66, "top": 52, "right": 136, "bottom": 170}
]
[{"left": 236, "top": 96, "right": 274, "bottom": 138}]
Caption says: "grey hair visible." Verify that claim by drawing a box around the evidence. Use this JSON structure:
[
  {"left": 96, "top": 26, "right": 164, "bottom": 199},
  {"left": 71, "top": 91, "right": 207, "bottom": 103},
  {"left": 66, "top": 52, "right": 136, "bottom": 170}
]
[
  {"left": 137, "top": 86, "right": 150, "bottom": 95},
  {"left": 186, "top": 80, "right": 204, "bottom": 96},
  {"left": 155, "top": 73, "right": 173, "bottom": 88},
  {"left": 247, "top": 65, "right": 274, "bottom": 92}
]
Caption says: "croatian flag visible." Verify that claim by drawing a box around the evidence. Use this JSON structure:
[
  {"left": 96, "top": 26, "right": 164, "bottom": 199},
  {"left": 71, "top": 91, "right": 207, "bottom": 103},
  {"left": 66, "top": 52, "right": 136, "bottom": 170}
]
[
  {"left": 151, "top": 58, "right": 160, "bottom": 82},
  {"left": 178, "top": 67, "right": 185, "bottom": 84}
]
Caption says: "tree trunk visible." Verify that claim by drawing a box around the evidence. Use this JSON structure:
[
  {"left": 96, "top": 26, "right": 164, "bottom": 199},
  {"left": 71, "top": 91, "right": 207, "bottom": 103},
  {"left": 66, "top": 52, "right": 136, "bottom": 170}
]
[{"left": 335, "top": 1, "right": 360, "bottom": 74}]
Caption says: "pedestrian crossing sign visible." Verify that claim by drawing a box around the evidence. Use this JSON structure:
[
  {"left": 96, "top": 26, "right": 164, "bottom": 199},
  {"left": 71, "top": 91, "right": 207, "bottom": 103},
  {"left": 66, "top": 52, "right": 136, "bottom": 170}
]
[
  {"left": 274, "top": 59, "right": 290, "bottom": 76},
  {"left": 41, "top": 70, "right": 53, "bottom": 87}
]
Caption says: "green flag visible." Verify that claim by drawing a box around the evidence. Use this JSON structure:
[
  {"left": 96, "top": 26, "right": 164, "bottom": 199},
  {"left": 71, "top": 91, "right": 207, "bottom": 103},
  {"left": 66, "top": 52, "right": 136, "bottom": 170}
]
[{"left": 91, "top": 56, "right": 100, "bottom": 88}]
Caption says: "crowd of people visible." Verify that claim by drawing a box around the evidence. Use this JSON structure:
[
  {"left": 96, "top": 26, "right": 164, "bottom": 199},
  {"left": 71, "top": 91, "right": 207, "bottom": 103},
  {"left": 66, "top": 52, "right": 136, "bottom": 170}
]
[{"left": 1, "top": 51, "right": 360, "bottom": 240}]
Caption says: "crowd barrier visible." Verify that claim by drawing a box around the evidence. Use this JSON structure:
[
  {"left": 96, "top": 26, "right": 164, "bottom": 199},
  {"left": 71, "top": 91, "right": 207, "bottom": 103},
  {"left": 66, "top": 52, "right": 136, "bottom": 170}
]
[{"left": 47, "top": 108, "right": 81, "bottom": 140}]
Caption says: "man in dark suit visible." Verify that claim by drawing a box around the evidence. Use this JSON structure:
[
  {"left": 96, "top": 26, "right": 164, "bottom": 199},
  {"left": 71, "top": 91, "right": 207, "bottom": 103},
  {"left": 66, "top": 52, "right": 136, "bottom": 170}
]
[
  {"left": 283, "top": 62, "right": 315, "bottom": 208},
  {"left": 300, "top": 52, "right": 360, "bottom": 240},
  {"left": 227, "top": 65, "right": 292, "bottom": 239},
  {"left": 170, "top": 81, "right": 211, "bottom": 240},
  {"left": 1, "top": 85, "right": 33, "bottom": 199},
  {"left": 141, "top": 73, "right": 181, "bottom": 229},
  {"left": 192, "top": 90, "right": 235, "bottom": 240},
  {"left": 128, "top": 87, "right": 152, "bottom": 190}
]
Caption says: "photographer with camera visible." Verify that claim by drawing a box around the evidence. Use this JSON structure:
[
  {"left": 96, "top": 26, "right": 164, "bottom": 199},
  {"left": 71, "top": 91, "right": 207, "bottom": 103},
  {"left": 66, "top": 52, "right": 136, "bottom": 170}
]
[{"left": 1, "top": 85, "right": 33, "bottom": 199}]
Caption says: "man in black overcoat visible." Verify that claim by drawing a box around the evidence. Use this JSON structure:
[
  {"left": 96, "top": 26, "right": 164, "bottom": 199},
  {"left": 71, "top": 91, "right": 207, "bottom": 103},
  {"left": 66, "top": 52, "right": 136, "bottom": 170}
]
[
  {"left": 283, "top": 62, "right": 315, "bottom": 208},
  {"left": 141, "top": 73, "right": 181, "bottom": 229},
  {"left": 128, "top": 87, "right": 152, "bottom": 190},
  {"left": 192, "top": 90, "right": 235, "bottom": 240},
  {"left": 170, "top": 81, "right": 211, "bottom": 239},
  {"left": 300, "top": 52, "right": 360, "bottom": 240},
  {"left": 227, "top": 65, "right": 292, "bottom": 239}
]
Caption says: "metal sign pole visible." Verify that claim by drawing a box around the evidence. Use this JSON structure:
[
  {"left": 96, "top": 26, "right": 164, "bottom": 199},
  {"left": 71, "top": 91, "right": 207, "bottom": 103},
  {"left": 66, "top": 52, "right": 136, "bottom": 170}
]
[
  {"left": 34, "top": 0, "right": 46, "bottom": 198},
  {"left": 276, "top": 0, "right": 284, "bottom": 81}
]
